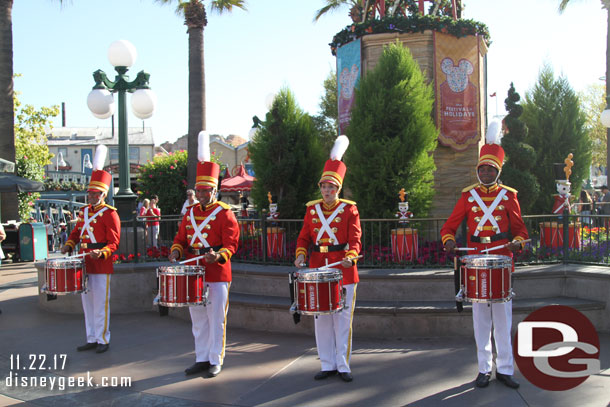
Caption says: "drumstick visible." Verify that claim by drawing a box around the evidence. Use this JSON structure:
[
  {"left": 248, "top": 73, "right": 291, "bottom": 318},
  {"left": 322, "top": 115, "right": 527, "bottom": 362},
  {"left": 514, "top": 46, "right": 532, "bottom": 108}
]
[
  {"left": 480, "top": 239, "right": 532, "bottom": 253},
  {"left": 455, "top": 247, "right": 476, "bottom": 251},
  {"left": 319, "top": 255, "right": 363, "bottom": 269},
  {"left": 64, "top": 253, "right": 88, "bottom": 259},
  {"left": 180, "top": 255, "right": 205, "bottom": 264}
]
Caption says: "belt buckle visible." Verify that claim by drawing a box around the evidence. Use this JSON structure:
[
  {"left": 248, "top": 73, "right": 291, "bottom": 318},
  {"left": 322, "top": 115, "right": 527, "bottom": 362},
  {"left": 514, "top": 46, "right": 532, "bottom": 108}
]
[
  {"left": 81, "top": 243, "right": 87, "bottom": 249},
  {"left": 319, "top": 246, "right": 328, "bottom": 253},
  {"left": 192, "top": 249, "right": 200, "bottom": 256},
  {"left": 480, "top": 236, "right": 491, "bottom": 244}
]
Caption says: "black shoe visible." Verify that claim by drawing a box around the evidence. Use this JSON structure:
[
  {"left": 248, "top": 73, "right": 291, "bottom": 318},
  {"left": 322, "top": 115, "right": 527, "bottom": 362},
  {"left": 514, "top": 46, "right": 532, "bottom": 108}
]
[
  {"left": 496, "top": 372, "right": 520, "bottom": 389},
  {"left": 339, "top": 372, "right": 353, "bottom": 382},
  {"left": 208, "top": 364, "right": 222, "bottom": 377},
  {"left": 95, "top": 344, "right": 109, "bottom": 353},
  {"left": 185, "top": 362, "right": 210, "bottom": 375},
  {"left": 475, "top": 372, "right": 491, "bottom": 388},
  {"left": 77, "top": 342, "right": 97, "bottom": 352},
  {"left": 314, "top": 370, "right": 337, "bottom": 380},
  {"left": 159, "top": 306, "right": 168, "bottom": 316}
]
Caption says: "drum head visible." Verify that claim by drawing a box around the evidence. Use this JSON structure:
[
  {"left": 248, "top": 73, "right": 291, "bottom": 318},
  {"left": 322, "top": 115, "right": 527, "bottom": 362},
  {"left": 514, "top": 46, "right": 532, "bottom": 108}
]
[
  {"left": 461, "top": 254, "right": 512, "bottom": 268},
  {"left": 296, "top": 268, "right": 342, "bottom": 282}
]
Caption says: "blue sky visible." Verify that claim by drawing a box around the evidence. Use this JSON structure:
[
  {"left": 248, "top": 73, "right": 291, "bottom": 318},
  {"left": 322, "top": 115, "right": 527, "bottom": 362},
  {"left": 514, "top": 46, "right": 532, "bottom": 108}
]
[{"left": 12, "top": 0, "right": 607, "bottom": 146}]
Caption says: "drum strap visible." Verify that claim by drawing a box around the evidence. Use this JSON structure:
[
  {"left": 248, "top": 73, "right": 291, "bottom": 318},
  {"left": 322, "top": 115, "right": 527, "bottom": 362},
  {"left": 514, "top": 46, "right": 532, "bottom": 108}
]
[
  {"left": 189, "top": 205, "right": 223, "bottom": 248},
  {"left": 80, "top": 207, "right": 108, "bottom": 243},
  {"left": 315, "top": 203, "right": 346, "bottom": 244},
  {"left": 469, "top": 189, "right": 506, "bottom": 236}
]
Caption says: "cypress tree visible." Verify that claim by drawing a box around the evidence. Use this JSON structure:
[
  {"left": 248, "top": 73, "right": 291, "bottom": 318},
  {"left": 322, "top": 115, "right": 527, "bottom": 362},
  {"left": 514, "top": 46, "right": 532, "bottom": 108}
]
[
  {"left": 500, "top": 83, "right": 539, "bottom": 214},
  {"left": 344, "top": 41, "right": 437, "bottom": 218},
  {"left": 249, "top": 88, "right": 326, "bottom": 219},
  {"left": 521, "top": 66, "right": 592, "bottom": 214}
]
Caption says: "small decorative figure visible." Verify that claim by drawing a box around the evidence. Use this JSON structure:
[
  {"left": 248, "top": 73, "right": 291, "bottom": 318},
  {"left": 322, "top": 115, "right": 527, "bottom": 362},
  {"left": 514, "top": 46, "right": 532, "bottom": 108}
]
[
  {"left": 267, "top": 192, "right": 279, "bottom": 222},
  {"left": 395, "top": 188, "right": 413, "bottom": 223},
  {"left": 552, "top": 154, "right": 574, "bottom": 215}
]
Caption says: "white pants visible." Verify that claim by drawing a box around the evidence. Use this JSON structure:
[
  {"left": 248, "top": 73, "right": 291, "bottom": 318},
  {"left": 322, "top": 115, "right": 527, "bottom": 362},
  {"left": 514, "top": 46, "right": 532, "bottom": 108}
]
[
  {"left": 189, "top": 282, "right": 230, "bottom": 366},
  {"left": 81, "top": 274, "right": 111, "bottom": 344},
  {"left": 150, "top": 225, "right": 159, "bottom": 247},
  {"left": 314, "top": 283, "right": 357, "bottom": 373},
  {"left": 472, "top": 300, "right": 513, "bottom": 375}
]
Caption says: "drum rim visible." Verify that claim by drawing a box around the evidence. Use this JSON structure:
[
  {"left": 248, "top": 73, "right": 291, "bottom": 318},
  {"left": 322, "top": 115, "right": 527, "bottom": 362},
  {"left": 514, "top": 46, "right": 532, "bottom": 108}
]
[
  {"left": 461, "top": 254, "right": 512, "bottom": 267},
  {"left": 46, "top": 259, "right": 84, "bottom": 267},
  {"left": 296, "top": 268, "right": 342, "bottom": 282},
  {"left": 157, "top": 265, "right": 205, "bottom": 274}
]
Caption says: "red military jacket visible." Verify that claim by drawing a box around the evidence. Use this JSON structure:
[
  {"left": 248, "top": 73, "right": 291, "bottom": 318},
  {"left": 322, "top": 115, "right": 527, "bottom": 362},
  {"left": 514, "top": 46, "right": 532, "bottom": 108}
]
[
  {"left": 552, "top": 194, "right": 571, "bottom": 214},
  {"left": 296, "top": 198, "right": 362, "bottom": 285},
  {"left": 171, "top": 200, "right": 239, "bottom": 282},
  {"left": 65, "top": 202, "right": 121, "bottom": 274},
  {"left": 440, "top": 183, "right": 528, "bottom": 259}
]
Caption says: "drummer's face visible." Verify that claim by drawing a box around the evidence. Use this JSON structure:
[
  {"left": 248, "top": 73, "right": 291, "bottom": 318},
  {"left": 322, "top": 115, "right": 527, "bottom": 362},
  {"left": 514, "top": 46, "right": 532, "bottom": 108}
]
[
  {"left": 477, "top": 165, "right": 498, "bottom": 185},
  {"left": 320, "top": 182, "right": 338, "bottom": 203},
  {"left": 87, "top": 190, "right": 104, "bottom": 206},
  {"left": 196, "top": 187, "right": 215, "bottom": 206}
]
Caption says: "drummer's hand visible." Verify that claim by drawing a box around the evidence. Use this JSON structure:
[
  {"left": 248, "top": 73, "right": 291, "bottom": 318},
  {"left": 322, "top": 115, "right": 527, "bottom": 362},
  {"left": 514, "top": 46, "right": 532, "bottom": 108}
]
[
  {"left": 204, "top": 250, "right": 221, "bottom": 264},
  {"left": 88, "top": 250, "right": 103, "bottom": 260},
  {"left": 507, "top": 241, "right": 522, "bottom": 252},
  {"left": 294, "top": 255, "right": 305, "bottom": 268},
  {"left": 60, "top": 245, "right": 71, "bottom": 254},
  {"left": 168, "top": 250, "right": 180, "bottom": 263},
  {"left": 444, "top": 240, "right": 456, "bottom": 253},
  {"left": 341, "top": 257, "right": 353, "bottom": 268}
]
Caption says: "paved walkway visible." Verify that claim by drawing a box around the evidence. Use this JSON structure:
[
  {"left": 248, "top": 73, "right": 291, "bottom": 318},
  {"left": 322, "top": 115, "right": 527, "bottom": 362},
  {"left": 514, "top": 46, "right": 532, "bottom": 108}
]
[{"left": 0, "top": 260, "right": 608, "bottom": 407}]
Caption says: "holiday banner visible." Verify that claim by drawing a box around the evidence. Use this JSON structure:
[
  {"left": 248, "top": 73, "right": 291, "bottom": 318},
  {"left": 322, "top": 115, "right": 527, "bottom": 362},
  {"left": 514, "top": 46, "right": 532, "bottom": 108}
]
[
  {"left": 337, "top": 39, "right": 361, "bottom": 135},
  {"left": 434, "top": 33, "right": 481, "bottom": 151}
]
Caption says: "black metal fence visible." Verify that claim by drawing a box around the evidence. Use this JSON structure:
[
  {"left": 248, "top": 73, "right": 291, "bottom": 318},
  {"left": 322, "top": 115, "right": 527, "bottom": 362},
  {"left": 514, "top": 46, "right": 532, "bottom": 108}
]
[{"left": 101, "top": 211, "right": 610, "bottom": 268}]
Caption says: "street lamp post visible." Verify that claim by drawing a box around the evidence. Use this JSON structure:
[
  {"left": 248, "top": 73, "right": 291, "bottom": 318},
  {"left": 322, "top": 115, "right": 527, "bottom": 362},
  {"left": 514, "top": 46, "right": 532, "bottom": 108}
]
[{"left": 87, "top": 40, "right": 156, "bottom": 220}]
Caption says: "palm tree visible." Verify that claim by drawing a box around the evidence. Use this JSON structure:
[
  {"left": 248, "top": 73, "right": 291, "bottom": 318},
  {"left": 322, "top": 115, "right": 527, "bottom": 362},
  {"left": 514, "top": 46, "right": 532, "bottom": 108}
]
[
  {"left": 559, "top": 0, "right": 610, "bottom": 178},
  {"left": 0, "top": 0, "right": 65, "bottom": 221},
  {"left": 157, "top": 0, "right": 247, "bottom": 188},
  {"left": 0, "top": 0, "right": 15, "bottom": 175}
]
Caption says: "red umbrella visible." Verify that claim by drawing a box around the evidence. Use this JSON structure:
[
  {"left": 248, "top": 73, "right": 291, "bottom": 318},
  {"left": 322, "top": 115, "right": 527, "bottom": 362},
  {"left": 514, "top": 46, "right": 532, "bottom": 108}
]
[{"left": 220, "top": 164, "right": 255, "bottom": 192}]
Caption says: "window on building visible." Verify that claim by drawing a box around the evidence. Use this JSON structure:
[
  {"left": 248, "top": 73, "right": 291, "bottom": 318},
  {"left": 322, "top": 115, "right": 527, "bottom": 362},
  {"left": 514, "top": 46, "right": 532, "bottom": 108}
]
[
  {"left": 110, "top": 148, "right": 119, "bottom": 161},
  {"left": 130, "top": 147, "right": 139, "bottom": 162}
]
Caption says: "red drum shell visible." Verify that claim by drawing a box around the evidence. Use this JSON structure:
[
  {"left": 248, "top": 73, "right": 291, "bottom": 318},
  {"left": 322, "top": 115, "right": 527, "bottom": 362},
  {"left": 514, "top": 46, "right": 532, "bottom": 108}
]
[
  {"left": 295, "top": 268, "right": 343, "bottom": 315},
  {"left": 43, "top": 258, "right": 86, "bottom": 294},
  {"left": 157, "top": 265, "right": 206, "bottom": 307},
  {"left": 460, "top": 255, "right": 512, "bottom": 303}
]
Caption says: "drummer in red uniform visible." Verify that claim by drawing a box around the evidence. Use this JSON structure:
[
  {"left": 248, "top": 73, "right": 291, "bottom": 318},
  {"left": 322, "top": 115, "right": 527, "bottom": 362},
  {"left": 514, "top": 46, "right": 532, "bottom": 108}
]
[
  {"left": 169, "top": 131, "right": 240, "bottom": 378},
  {"left": 294, "top": 135, "right": 362, "bottom": 383},
  {"left": 61, "top": 145, "right": 121, "bottom": 354},
  {"left": 440, "top": 120, "right": 528, "bottom": 389}
]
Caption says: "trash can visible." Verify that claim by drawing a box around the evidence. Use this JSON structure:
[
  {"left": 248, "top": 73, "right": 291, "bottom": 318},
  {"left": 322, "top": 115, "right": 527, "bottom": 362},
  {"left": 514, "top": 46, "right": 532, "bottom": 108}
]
[{"left": 19, "top": 223, "right": 48, "bottom": 261}]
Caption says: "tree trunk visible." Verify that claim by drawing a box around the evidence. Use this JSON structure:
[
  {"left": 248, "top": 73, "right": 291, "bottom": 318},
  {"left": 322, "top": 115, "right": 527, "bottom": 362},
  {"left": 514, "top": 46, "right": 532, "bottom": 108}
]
[
  {"left": 187, "top": 25, "right": 205, "bottom": 188},
  {"left": 0, "top": 0, "right": 17, "bottom": 221},
  {"left": 606, "top": 5, "right": 610, "bottom": 185}
]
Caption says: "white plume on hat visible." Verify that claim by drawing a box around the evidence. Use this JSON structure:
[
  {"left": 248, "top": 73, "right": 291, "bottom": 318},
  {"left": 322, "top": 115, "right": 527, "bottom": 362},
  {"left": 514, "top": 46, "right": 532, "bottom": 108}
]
[
  {"left": 92, "top": 145, "right": 108, "bottom": 171},
  {"left": 330, "top": 135, "right": 349, "bottom": 161},
  {"left": 485, "top": 119, "right": 503, "bottom": 145},
  {"left": 198, "top": 130, "right": 210, "bottom": 162}
]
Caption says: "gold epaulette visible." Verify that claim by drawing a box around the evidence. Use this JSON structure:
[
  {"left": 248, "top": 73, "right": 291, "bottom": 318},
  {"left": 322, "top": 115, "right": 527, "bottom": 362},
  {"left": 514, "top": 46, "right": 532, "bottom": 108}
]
[
  {"left": 339, "top": 198, "right": 357, "bottom": 206},
  {"left": 461, "top": 183, "right": 480, "bottom": 193},
  {"left": 306, "top": 199, "right": 323, "bottom": 207},
  {"left": 186, "top": 202, "right": 198, "bottom": 210},
  {"left": 500, "top": 184, "right": 518, "bottom": 194},
  {"left": 103, "top": 204, "right": 117, "bottom": 211},
  {"left": 216, "top": 201, "right": 232, "bottom": 210}
]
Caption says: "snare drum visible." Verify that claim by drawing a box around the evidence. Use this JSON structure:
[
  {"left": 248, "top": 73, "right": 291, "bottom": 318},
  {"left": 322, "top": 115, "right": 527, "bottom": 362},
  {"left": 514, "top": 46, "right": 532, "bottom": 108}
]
[
  {"left": 459, "top": 255, "right": 512, "bottom": 303},
  {"left": 42, "top": 258, "right": 86, "bottom": 295},
  {"left": 157, "top": 265, "right": 207, "bottom": 307},
  {"left": 294, "top": 268, "right": 344, "bottom": 315}
]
